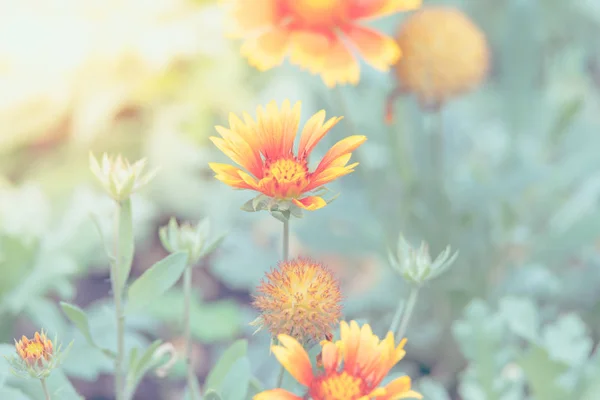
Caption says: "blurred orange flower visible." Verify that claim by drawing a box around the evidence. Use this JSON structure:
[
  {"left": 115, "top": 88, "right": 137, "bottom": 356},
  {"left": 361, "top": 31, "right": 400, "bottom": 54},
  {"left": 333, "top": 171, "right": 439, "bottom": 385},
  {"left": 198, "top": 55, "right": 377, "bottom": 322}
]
[
  {"left": 15, "top": 331, "right": 53, "bottom": 368},
  {"left": 387, "top": 6, "right": 490, "bottom": 118},
  {"left": 254, "top": 320, "right": 422, "bottom": 400},
  {"left": 208, "top": 100, "right": 366, "bottom": 211},
  {"left": 224, "top": 0, "right": 422, "bottom": 87},
  {"left": 252, "top": 257, "right": 342, "bottom": 344}
]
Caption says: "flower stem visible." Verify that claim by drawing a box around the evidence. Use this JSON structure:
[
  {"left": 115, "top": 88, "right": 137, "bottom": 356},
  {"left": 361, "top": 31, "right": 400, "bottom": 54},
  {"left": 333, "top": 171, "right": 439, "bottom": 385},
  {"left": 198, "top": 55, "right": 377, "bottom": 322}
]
[
  {"left": 388, "top": 297, "right": 405, "bottom": 336},
  {"left": 275, "top": 364, "right": 285, "bottom": 388},
  {"left": 275, "top": 218, "right": 291, "bottom": 389},
  {"left": 113, "top": 204, "right": 125, "bottom": 400},
  {"left": 282, "top": 219, "right": 289, "bottom": 261},
  {"left": 396, "top": 287, "right": 420, "bottom": 340},
  {"left": 183, "top": 264, "right": 197, "bottom": 399},
  {"left": 40, "top": 378, "right": 51, "bottom": 400}
]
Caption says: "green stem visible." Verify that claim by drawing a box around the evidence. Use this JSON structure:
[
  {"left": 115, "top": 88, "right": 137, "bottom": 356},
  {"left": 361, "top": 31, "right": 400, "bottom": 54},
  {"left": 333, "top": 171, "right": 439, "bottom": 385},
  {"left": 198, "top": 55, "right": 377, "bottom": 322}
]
[
  {"left": 40, "top": 378, "right": 51, "bottom": 400},
  {"left": 275, "top": 364, "right": 285, "bottom": 389},
  {"left": 396, "top": 287, "right": 420, "bottom": 340},
  {"left": 282, "top": 219, "right": 289, "bottom": 261},
  {"left": 183, "top": 264, "right": 197, "bottom": 399},
  {"left": 113, "top": 204, "right": 125, "bottom": 400},
  {"left": 388, "top": 296, "right": 405, "bottom": 336}
]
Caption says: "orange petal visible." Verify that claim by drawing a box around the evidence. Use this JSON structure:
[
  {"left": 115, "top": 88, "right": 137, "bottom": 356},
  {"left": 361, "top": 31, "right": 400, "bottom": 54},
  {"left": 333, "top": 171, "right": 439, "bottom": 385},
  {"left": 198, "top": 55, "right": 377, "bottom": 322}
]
[
  {"left": 298, "top": 112, "right": 343, "bottom": 158},
  {"left": 343, "top": 25, "right": 401, "bottom": 71},
  {"left": 289, "top": 30, "right": 330, "bottom": 73},
  {"left": 226, "top": 0, "right": 279, "bottom": 37},
  {"left": 214, "top": 126, "right": 263, "bottom": 177},
  {"left": 255, "top": 100, "right": 299, "bottom": 160},
  {"left": 349, "top": 0, "right": 422, "bottom": 21},
  {"left": 320, "top": 36, "right": 360, "bottom": 87},
  {"left": 321, "top": 341, "right": 341, "bottom": 374},
  {"left": 376, "top": 376, "right": 423, "bottom": 400},
  {"left": 253, "top": 389, "right": 302, "bottom": 400},
  {"left": 305, "top": 165, "right": 357, "bottom": 192},
  {"left": 340, "top": 320, "right": 361, "bottom": 374},
  {"left": 241, "top": 27, "right": 290, "bottom": 72},
  {"left": 208, "top": 163, "right": 253, "bottom": 189},
  {"left": 279, "top": 100, "right": 302, "bottom": 157},
  {"left": 292, "top": 196, "right": 327, "bottom": 210},
  {"left": 313, "top": 135, "right": 367, "bottom": 175},
  {"left": 271, "top": 334, "right": 314, "bottom": 387}
]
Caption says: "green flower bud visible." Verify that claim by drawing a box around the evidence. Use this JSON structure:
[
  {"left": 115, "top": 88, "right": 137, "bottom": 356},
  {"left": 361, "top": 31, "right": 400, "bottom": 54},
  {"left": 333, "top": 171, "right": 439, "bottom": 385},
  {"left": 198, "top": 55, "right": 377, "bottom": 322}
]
[
  {"left": 89, "top": 153, "right": 158, "bottom": 203},
  {"left": 388, "top": 234, "right": 459, "bottom": 285},
  {"left": 159, "top": 217, "right": 226, "bottom": 266}
]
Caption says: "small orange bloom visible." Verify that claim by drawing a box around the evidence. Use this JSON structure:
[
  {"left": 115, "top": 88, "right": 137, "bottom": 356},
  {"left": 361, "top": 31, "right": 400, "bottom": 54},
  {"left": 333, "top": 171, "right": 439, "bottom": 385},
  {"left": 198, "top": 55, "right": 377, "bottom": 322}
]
[
  {"left": 386, "top": 6, "right": 489, "bottom": 118},
  {"left": 224, "top": 0, "right": 422, "bottom": 87},
  {"left": 15, "top": 331, "right": 53, "bottom": 368},
  {"left": 209, "top": 100, "right": 366, "bottom": 211},
  {"left": 254, "top": 321, "right": 422, "bottom": 400},
  {"left": 252, "top": 257, "right": 342, "bottom": 344}
]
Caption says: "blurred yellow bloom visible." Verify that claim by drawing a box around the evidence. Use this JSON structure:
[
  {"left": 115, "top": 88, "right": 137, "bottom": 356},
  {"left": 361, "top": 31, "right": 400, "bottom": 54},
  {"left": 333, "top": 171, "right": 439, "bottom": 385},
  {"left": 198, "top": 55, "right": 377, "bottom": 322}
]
[
  {"left": 224, "top": 0, "right": 422, "bottom": 87},
  {"left": 387, "top": 6, "right": 490, "bottom": 118},
  {"left": 15, "top": 331, "right": 53, "bottom": 368},
  {"left": 208, "top": 100, "right": 365, "bottom": 212},
  {"left": 251, "top": 257, "right": 342, "bottom": 344},
  {"left": 89, "top": 153, "right": 158, "bottom": 203},
  {"left": 254, "top": 321, "right": 422, "bottom": 400}
]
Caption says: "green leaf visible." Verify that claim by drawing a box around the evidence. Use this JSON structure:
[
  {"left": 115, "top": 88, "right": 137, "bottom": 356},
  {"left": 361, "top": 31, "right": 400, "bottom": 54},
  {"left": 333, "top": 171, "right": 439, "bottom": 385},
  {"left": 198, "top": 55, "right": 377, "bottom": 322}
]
[
  {"left": 542, "top": 313, "right": 592, "bottom": 367},
  {"left": 203, "top": 389, "right": 223, "bottom": 400},
  {"left": 145, "top": 293, "right": 241, "bottom": 343},
  {"left": 205, "top": 340, "right": 248, "bottom": 392},
  {"left": 60, "top": 302, "right": 115, "bottom": 358},
  {"left": 125, "top": 252, "right": 188, "bottom": 314},
  {"left": 498, "top": 297, "right": 539, "bottom": 342},
  {"left": 221, "top": 358, "right": 251, "bottom": 400},
  {"left": 116, "top": 198, "right": 134, "bottom": 292},
  {"left": 518, "top": 346, "right": 569, "bottom": 400},
  {"left": 125, "top": 340, "right": 162, "bottom": 398}
]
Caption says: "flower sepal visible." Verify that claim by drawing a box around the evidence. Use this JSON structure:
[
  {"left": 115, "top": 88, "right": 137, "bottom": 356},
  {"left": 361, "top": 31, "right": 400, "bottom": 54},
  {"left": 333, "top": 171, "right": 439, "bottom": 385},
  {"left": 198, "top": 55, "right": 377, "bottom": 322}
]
[
  {"left": 6, "top": 331, "right": 72, "bottom": 380},
  {"left": 240, "top": 194, "right": 304, "bottom": 222}
]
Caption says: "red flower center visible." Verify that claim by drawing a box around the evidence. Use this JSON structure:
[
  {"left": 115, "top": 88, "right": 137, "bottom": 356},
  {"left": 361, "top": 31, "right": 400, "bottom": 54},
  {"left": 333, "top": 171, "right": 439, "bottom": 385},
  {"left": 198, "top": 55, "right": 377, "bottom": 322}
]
[{"left": 259, "top": 157, "right": 310, "bottom": 198}]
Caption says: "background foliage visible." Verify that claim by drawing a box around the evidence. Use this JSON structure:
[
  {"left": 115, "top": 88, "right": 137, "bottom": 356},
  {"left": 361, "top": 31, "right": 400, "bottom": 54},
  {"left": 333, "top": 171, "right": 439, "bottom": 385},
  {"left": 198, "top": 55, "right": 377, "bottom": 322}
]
[{"left": 2, "top": 0, "right": 600, "bottom": 399}]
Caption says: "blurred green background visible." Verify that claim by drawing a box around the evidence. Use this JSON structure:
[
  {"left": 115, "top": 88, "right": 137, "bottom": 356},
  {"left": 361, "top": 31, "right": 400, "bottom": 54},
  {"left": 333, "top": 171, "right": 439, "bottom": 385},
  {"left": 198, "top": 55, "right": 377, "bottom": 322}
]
[{"left": 2, "top": 0, "right": 600, "bottom": 399}]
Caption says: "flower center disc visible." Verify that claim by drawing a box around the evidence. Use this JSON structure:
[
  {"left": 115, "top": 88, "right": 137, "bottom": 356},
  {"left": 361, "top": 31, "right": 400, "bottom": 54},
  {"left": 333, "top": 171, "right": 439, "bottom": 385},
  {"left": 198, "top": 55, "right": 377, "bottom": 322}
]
[
  {"left": 285, "top": 0, "right": 345, "bottom": 25},
  {"left": 311, "top": 371, "right": 364, "bottom": 400},
  {"left": 26, "top": 342, "right": 44, "bottom": 358},
  {"left": 261, "top": 158, "right": 309, "bottom": 198}
]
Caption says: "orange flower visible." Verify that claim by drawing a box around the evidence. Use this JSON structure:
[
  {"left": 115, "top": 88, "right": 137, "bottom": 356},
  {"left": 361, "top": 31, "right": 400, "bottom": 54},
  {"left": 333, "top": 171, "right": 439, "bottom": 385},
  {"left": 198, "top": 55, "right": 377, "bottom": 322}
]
[
  {"left": 15, "top": 331, "right": 54, "bottom": 368},
  {"left": 208, "top": 100, "right": 366, "bottom": 212},
  {"left": 386, "top": 6, "right": 489, "bottom": 118},
  {"left": 252, "top": 257, "right": 342, "bottom": 344},
  {"left": 254, "top": 321, "right": 422, "bottom": 400},
  {"left": 224, "top": 0, "right": 422, "bottom": 87}
]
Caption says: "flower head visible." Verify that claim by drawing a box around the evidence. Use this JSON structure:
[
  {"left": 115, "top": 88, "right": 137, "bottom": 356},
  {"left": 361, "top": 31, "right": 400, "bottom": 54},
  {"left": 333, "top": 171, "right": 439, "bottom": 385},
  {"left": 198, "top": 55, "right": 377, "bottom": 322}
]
[
  {"left": 15, "top": 332, "right": 53, "bottom": 368},
  {"left": 388, "top": 6, "right": 489, "bottom": 116},
  {"left": 159, "top": 217, "right": 226, "bottom": 266},
  {"left": 254, "top": 320, "right": 422, "bottom": 400},
  {"left": 388, "top": 234, "right": 459, "bottom": 285},
  {"left": 251, "top": 257, "right": 342, "bottom": 345},
  {"left": 89, "top": 153, "right": 158, "bottom": 203},
  {"left": 209, "top": 100, "right": 366, "bottom": 217},
  {"left": 7, "top": 330, "right": 70, "bottom": 379},
  {"left": 224, "top": 0, "right": 422, "bottom": 87}
]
